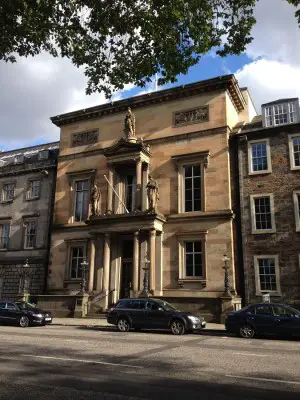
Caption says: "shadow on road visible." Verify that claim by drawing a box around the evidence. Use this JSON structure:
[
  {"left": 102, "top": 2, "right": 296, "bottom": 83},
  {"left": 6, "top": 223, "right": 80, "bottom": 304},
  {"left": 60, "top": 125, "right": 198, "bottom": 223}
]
[{"left": 0, "top": 344, "right": 299, "bottom": 400}]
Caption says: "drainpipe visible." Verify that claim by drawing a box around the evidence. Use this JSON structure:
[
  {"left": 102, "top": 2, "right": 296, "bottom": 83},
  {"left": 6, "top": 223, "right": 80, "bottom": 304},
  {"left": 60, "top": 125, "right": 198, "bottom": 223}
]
[{"left": 43, "top": 158, "right": 58, "bottom": 293}]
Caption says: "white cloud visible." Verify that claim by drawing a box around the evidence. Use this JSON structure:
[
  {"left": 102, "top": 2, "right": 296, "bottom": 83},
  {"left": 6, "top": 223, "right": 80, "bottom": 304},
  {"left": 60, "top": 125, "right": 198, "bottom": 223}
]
[
  {"left": 235, "top": 0, "right": 300, "bottom": 111},
  {"left": 0, "top": 53, "right": 136, "bottom": 150},
  {"left": 236, "top": 59, "right": 300, "bottom": 113}
]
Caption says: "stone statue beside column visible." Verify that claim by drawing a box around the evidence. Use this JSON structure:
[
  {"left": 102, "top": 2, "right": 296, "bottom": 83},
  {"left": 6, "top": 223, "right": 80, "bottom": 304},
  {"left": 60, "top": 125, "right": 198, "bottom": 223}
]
[
  {"left": 146, "top": 175, "right": 159, "bottom": 212},
  {"left": 90, "top": 183, "right": 101, "bottom": 216}
]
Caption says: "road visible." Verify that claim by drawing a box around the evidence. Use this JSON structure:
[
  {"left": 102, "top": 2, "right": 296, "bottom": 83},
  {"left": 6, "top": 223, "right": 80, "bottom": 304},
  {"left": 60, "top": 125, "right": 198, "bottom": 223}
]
[{"left": 0, "top": 324, "right": 299, "bottom": 400}]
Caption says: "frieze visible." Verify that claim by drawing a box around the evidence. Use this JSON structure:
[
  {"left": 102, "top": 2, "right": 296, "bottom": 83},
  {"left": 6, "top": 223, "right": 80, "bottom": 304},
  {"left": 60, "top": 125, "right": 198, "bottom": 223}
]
[
  {"left": 72, "top": 129, "right": 99, "bottom": 147},
  {"left": 173, "top": 106, "right": 209, "bottom": 127}
]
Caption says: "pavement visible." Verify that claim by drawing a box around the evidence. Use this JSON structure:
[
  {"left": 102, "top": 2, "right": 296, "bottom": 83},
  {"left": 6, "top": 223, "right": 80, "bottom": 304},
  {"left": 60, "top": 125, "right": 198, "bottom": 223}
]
[
  {"left": 0, "top": 323, "right": 299, "bottom": 400},
  {"left": 52, "top": 317, "right": 225, "bottom": 332}
]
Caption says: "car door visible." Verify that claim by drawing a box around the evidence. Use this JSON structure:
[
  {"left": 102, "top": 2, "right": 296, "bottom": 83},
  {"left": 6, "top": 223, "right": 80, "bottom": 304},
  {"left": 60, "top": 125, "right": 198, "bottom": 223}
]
[
  {"left": 128, "top": 300, "right": 146, "bottom": 327},
  {"left": 5, "top": 302, "right": 21, "bottom": 323},
  {"left": 252, "top": 305, "right": 276, "bottom": 334},
  {"left": 271, "top": 305, "right": 300, "bottom": 336},
  {"left": 0, "top": 301, "right": 7, "bottom": 323},
  {"left": 145, "top": 301, "right": 169, "bottom": 329}
]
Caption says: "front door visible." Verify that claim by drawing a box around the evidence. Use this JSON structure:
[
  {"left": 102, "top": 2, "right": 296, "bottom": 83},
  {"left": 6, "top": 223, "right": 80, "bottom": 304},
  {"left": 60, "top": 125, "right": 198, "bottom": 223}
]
[{"left": 120, "top": 240, "right": 133, "bottom": 299}]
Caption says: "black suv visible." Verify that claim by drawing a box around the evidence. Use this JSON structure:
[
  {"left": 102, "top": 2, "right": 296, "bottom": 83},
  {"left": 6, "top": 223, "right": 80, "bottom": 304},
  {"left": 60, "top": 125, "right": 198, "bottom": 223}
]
[{"left": 107, "top": 298, "right": 206, "bottom": 335}]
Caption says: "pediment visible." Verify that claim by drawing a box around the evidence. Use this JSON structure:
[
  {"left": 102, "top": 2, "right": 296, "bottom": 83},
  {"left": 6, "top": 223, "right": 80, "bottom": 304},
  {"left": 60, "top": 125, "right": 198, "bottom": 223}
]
[{"left": 104, "top": 138, "right": 152, "bottom": 157}]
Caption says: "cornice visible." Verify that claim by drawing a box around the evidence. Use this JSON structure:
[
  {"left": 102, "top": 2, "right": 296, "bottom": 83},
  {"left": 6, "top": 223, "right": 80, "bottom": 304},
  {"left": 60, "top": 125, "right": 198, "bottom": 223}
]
[
  {"left": 57, "top": 126, "right": 228, "bottom": 162},
  {"left": 51, "top": 75, "right": 245, "bottom": 127}
]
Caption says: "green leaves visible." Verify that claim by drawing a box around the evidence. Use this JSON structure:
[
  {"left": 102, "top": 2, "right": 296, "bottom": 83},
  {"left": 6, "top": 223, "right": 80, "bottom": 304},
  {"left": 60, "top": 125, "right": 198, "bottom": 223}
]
[{"left": 0, "top": 0, "right": 294, "bottom": 98}]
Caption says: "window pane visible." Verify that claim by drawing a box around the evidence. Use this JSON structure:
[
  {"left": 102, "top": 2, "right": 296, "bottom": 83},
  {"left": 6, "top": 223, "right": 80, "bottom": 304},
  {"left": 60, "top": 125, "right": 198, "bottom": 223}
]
[
  {"left": 75, "top": 180, "right": 89, "bottom": 221},
  {"left": 184, "top": 165, "right": 202, "bottom": 212},
  {"left": 254, "top": 197, "right": 272, "bottom": 230},
  {"left": 184, "top": 241, "right": 202, "bottom": 278},
  {"left": 185, "top": 242, "right": 193, "bottom": 252},
  {"left": 293, "top": 137, "right": 300, "bottom": 167},
  {"left": 258, "top": 258, "right": 277, "bottom": 292},
  {"left": 193, "top": 165, "right": 201, "bottom": 176},
  {"left": 184, "top": 166, "right": 193, "bottom": 177},
  {"left": 255, "top": 305, "right": 272, "bottom": 315},
  {"left": 251, "top": 142, "right": 268, "bottom": 172},
  {"left": 194, "top": 241, "right": 202, "bottom": 253}
]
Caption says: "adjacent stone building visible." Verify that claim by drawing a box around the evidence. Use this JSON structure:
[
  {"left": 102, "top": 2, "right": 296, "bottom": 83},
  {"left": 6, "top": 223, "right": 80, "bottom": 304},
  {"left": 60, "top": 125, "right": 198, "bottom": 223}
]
[
  {"left": 232, "top": 98, "right": 300, "bottom": 307},
  {"left": 46, "top": 75, "right": 256, "bottom": 321},
  {"left": 0, "top": 142, "right": 59, "bottom": 301}
]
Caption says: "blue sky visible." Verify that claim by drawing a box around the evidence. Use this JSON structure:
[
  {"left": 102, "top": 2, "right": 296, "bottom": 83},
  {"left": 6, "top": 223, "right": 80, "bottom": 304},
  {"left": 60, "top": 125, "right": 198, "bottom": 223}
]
[{"left": 0, "top": 0, "right": 299, "bottom": 151}]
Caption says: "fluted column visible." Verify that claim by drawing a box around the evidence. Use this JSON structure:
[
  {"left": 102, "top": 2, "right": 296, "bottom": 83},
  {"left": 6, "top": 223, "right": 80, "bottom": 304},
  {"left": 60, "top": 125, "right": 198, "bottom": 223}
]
[
  {"left": 133, "top": 231, "right": 139, "bottom": 294},
  {"left": 107, "top": 166, "right": 113, "bottom": 215},
  {"left": 135, "top": 159, "right": 142, "bottom": 211},
  {"left": 88, "top": 238, "right": 96, "bottom": 292},
  {"left": 149, "top": 229, "right": 156, "bottom": 293},
  {"left": 103, "top": 234, "right": 111, "bottom": 293},
  {"left": 142, "top": 163, "right": 149, "bottom": 211}
]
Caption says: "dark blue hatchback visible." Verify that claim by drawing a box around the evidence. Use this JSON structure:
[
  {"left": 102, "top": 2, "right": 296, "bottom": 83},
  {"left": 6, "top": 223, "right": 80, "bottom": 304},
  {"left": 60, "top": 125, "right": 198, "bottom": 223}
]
[{"left": 225, "top": 303, "right": 300, "bottom": 338}]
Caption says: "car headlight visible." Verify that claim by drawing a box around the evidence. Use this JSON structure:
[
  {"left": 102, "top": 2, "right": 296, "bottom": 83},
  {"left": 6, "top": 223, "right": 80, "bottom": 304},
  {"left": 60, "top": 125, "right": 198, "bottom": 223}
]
[
  {"left": 33, "top": 313, "right": 43, "bottom": 318},
  {"left": 188, "top": 316, "right": 200, "bottom": 323}
]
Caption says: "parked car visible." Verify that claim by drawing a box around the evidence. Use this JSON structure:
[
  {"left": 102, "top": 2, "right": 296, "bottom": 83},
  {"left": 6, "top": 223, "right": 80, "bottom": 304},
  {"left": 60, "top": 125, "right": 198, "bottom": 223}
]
[
  {"left": 225, "top": 303, "right": 300, "bottom": 338},
  {"left": 0, "top": 300, "right": 52, "bottom": 327},
  {"left": 107, "top": 298, "right": 206, "bottom": 335}
]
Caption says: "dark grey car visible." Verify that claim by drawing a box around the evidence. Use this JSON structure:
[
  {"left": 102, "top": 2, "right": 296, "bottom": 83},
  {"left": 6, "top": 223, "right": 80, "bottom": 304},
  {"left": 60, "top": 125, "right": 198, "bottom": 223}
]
[{"left": 107, "top": 298, "right": 206, "bottom": 335}]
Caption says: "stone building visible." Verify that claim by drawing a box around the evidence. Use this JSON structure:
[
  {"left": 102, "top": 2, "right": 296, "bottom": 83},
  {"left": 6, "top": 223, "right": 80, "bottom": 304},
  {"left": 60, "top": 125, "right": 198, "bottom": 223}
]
[
  {"left": 232, "top": 98, "right": 300, "bottom": 307},
  {"left": 47, "top": 75, "right": 256, "bottom": 321},
  {"left": 0, "top": 142, "right": 59, "bottom": 300}
]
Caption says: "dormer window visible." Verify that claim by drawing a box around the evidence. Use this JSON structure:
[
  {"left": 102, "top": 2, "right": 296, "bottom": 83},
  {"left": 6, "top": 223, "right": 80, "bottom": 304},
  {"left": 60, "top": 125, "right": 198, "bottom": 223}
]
[
  {"left": 14, "top": 154, "right": 24, "bottom": 164},
  {"left": 262, "top": 99, "right": 299, "bottom": 127},
  {"left": 38, "top": 150, "right": 49, "bottom": 160}
]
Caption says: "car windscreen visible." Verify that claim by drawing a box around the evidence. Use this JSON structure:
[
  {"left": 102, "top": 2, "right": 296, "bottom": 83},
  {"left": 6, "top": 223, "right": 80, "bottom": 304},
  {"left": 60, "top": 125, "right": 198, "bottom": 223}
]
[
  {"left": 155, "top": 300, "right": 177, "bottom": 311},
  {"left": 15, "top": 302, "right": 36, "bottom": 310},
  {"left": 286, "top": 305, "right": 300, "bottom": 316}
]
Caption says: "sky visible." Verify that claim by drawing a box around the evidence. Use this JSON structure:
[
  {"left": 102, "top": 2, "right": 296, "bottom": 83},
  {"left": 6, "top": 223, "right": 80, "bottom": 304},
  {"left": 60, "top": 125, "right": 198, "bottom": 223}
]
[{"left": 0, "top": 0, "right": 300, "bottom": 151}]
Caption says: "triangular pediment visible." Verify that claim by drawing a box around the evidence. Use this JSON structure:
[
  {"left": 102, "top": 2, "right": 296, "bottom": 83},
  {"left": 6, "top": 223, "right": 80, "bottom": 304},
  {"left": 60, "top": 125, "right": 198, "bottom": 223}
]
[{"left": 104, "top": 138, "right": 151, "bottom": 157}]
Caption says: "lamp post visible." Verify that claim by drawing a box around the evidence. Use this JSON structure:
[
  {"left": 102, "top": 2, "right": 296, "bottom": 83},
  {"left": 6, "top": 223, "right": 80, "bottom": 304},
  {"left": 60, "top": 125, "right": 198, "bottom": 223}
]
[
  {"left": 17, "top": 259, "right": 34, "bottom": 298},
  {"left": 222, "top": 254, "right": 232, "bottom": 298},
  {"left": 139, "top": 253, "right": 150, "bottom": 298},
  {"left": 80, "top": 258, "right": 89, "bottom": 293}
]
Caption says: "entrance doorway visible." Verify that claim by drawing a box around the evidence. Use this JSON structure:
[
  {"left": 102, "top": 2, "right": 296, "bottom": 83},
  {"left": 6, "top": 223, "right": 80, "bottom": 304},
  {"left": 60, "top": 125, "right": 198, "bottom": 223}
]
[{"left": 120, "top": 240, "right": 133, "bottom": 299}]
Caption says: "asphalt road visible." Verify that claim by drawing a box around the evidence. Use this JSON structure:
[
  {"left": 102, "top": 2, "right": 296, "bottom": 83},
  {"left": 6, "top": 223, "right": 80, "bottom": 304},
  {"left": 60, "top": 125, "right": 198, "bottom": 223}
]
[{"left": 0, "top": 324, "right": 299, "bottom": 400}]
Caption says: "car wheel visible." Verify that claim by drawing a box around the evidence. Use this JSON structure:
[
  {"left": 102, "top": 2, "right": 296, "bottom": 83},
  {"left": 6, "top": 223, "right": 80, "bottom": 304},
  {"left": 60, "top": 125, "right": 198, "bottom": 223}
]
[
  {"left": 117, "top": 318, "right": 130, "bottom": 332},
  {"left": 239, "top": 324, "right": 255, "bottom": 339},
  {"left": 170, "top": 319, "right": 185, "bottom": 335},
  {"left": 19, "top": 316, "right": 30, "bottom": 328}
]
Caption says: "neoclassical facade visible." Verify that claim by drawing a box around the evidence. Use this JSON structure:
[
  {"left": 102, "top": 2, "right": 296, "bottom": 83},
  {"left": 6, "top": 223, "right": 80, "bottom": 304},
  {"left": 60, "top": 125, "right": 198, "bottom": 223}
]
[{"left": 48, "top": 75, "right": 256, "bottom": 320}]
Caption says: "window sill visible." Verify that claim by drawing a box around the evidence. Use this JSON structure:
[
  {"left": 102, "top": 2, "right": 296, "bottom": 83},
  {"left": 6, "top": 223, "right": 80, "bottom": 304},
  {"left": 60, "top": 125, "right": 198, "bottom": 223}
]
[
  {"left": 178, "top": 278, "right": 206, "bottom": 288},
  {"left": 256, "top": 292, "right": 282, "bottom": 297},
  {"left": 251, "top": 229, "right": 276, "bottom": 235},
  {"left": 64, "top": 279, "right": 82, "bottom": 283},
  {"left": 0, "top": 248, "right": 8, "bottom": 252},
  {"left": 0, "top": 200, "right": 13, "bottom": 204},
  {"left": 290, "top": 165, "right": 300, "bottom": 171},
  {"left": 23, "top": 247, "right": 35, "bottom": 250},
  {"left": 25, "top": 197, "right": 40, "bottom": 202},
  {"left": 249, "top": 170, "right": 272, "bottom": 176}
]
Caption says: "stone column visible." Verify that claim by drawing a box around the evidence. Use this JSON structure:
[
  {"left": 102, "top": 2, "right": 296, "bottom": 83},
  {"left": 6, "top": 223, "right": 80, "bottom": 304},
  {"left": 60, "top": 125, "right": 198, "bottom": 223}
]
[
  {"left": 135, "top": 159, "right": 142, "bottom": 211},
  {"left": 107, "top": 166, "right": 113, "bottom": 215},
  {"left": 133, "top": 231, "right": 139, "bottom": 294},
  {"left": 142, "top": 163, "right": 149, "bottom": 211},
  {"left": 88, "top": 238, "right": 96, "bottom": 292},
  {"left": 149, "top": 229, "right": 156, "bottom": 293},
  {"left": 102, "top": 234, "right": 111, "bottom": 300}
]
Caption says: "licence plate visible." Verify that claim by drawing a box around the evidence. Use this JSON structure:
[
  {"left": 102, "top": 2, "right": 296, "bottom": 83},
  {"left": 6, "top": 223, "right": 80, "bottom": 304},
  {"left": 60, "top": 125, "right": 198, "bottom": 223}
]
[{"left": 45, "top": 318, "right": 51, "bottom": 321}]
